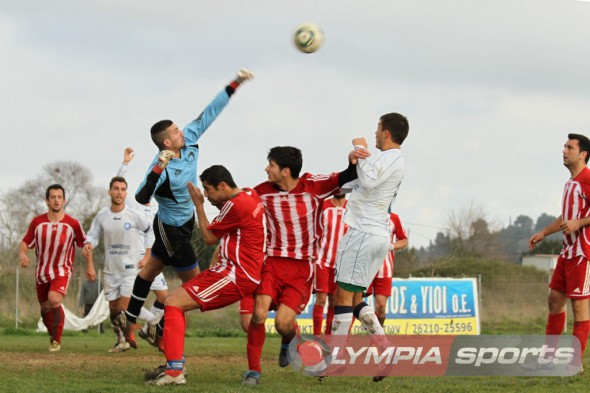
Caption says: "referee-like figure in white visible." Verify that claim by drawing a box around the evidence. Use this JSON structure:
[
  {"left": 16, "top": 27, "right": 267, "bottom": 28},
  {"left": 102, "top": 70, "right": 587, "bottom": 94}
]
[{"left": 332, "top": 113, "right": 409, "bottom": 341}]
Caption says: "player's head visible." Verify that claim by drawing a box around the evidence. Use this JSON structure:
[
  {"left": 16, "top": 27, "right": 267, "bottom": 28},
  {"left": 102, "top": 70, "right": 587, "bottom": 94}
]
[
  {"left": 200, "top": 165, "right": 238, "bottom": 205},
  {"left": 266, "top": 146, "right": 302, "bottom": 181},
  {"left": 566, "top": 133, "right": 590, "bottom": 165},
  {"left": 109, "top": 176, "right": 128, "bottom": 190},
  {"left": 150, "top": 120, "right": 185, "bottom": 151},
  {"left": 45, "top": 184, "right": 65, "bottom": 200},
  {"left": 108, "top": 176, "right": 128, "bottom": 206},
  {"left": 377, "top": 113, "right": 409, "bottom": 148},
  {"left": 45, "top": 184, "right": 65, "bottom": 213},
  {"left": 334, "top": 193, "right": 346, "bottom": 200}
]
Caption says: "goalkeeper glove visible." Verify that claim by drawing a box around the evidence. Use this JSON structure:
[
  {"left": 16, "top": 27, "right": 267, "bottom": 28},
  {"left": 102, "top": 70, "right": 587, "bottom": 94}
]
[
  {"left": 236, "top": 68, "right": 254, "bottom": 84},
  {"left": 157, "top": 150, "right": 175, "bottom": 169}
]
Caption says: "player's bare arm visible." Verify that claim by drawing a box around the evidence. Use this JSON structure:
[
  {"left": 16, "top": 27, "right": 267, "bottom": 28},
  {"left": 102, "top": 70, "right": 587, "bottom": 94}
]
[
  {"left": 187, "top": 182, "right": 218, "bottom": 245},
  {"left": 528, "top": 215, "right": 563, "bottom": 249},
  {"left": 393, "top": 238, "right": 409, "bottom": 251},
  {"left": 84, "top": 247, "right": 96, "bottom": 281},
  {"left": 18, "top": 241, "right": 30, "bottom": 268}
]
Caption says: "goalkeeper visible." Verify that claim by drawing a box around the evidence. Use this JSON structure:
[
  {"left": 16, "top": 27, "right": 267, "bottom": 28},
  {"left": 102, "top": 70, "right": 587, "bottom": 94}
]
[{"left": 115, "top": 69, "right": 254, "bottom": 349}]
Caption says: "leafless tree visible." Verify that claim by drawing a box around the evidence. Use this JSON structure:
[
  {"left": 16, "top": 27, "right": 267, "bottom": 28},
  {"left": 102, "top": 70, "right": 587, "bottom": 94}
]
[{"left": 445, "top": 201, "right": 504, "bottom": 259}]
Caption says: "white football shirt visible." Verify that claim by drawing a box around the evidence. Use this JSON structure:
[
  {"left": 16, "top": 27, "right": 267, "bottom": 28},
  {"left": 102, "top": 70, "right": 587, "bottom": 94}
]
[
  {"left": 86, "top": 206, "right": 154, "bottom": 275},
  {"left": 344, "top": 148, "right": 404, "bottom": 237}
]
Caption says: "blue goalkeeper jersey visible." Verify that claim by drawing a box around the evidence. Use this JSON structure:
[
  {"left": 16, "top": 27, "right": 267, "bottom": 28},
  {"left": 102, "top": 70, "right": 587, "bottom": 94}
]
[{"left": 136, "top": 88, "right": 231, "bottom": 226}]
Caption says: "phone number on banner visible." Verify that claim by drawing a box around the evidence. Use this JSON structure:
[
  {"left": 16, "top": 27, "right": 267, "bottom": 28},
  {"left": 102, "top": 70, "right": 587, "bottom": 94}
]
[{"left": 350, "top": 317, "right": 479, "bottom": 335}]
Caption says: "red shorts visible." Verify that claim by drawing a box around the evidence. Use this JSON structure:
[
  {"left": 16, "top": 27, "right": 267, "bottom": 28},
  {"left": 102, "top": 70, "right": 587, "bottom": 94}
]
[
  {"left": 239, "top": 295, "right": 254, "bottom": 315},
  {"left": 365, "top": 276, "right": 393, "bottom": 297},
  {"left": 256, "top": 256, "right": 313, "bottom": 315},
  {"left": 314, "top": 264, "right": 336, "bottom": 295},
  {"left": 549, "top": 255, "right": 590, "bottom": 299},
  {"left": 183, "top": 269, "right": 258, "bottom": 312},
  {"left": 36, "top": 275, "right": 70, "bottom": 303}
]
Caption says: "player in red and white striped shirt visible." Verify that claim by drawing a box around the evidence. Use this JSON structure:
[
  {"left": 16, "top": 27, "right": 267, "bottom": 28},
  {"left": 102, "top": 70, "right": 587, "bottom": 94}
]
[
  {"left": 242, "top": 146, "right": 359, "bottom": 385},
  {"left": 365, "top": 213, "right": 408, "bottom": 327},
  {"left": 312, "top": 195, "right": 348, "bottom": 335},
  {"left": 529, "top": 133, "right": 590, "bottom": 370},
  {"left": 147, "top": 165, "right": 265, "bottom": 386},
  {"left": 18, "top": 184, "right": 94, "bottom": 352}
]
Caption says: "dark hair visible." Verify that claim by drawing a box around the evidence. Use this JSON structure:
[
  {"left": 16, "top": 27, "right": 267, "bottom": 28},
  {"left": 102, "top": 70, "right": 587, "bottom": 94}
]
[
  {"left": 45, "top": 184, "right": 65, "bottom": 200},
  {"left": 380, "top": 113, "right": 409, "bottom": 145},
  {"left": 109, "top": 176, "right": 128, "bottom": 189},
  {"left": 267, "top": 146, "right": 303, "bottom": 178},
  {"left": 150, "top": 120, "right": 173, "bottom": 150},
  {"left": 569, "top": 133, "right": 590, "bottom": 164},
  {"left": 200, "top": 165, "right": 237, "bottom": 189}
]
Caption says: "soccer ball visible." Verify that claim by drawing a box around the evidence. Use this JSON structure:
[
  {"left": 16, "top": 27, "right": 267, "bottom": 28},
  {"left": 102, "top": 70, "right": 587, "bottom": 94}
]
[
  {"left": 293, "top": 23, "right": 324, "bottom": 53},
  {"left": 298, "top": 341, "right": 324, "bottom": 366}
]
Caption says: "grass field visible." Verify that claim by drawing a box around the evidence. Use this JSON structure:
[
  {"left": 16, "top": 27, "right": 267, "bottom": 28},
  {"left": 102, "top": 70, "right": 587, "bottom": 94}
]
[
  {"left": 1, "top": 331, "right": 587, "bottom": 393},
  {"left": 0, "top": 258, "right": 580, "bottom": 392}
]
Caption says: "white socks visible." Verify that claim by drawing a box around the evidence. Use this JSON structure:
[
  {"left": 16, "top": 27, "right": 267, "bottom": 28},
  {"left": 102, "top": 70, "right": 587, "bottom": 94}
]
[
  {"left": 138, "top": 306, "right": 155, "bottom": 323},
  {"left": 331, "top": 310, "right": 353, "bottom": 335},
  {"left": 357, "top": 303, "right": 385, "bottom": 336}
]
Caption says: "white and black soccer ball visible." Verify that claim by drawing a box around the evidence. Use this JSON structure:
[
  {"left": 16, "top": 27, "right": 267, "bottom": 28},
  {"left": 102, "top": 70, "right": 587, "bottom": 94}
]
[{"left": 293, "top": 22, "right": 324, "bottom": 53}]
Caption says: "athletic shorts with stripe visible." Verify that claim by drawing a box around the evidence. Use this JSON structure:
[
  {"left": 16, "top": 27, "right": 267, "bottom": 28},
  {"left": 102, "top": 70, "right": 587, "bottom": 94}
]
[
  {"left": 183, "top": 269, "right": 258, "bottom": 312},
  {"left": 314, "top": 264, "right": 336, "bottom": 295},
  {"left": 239, "top": 295, "right": 254, "bottom": 315},
  {"left": 365, "top": 276, "right": 393, "bottom": 297},
  {"left": 151, "top": 214, "right": 198, "bottom": 269},
  {"left": 36, "top": 275, "right": 70, "bottom": 303},
  {"left": 549, "top": 255, "right": 590, "bottom": 299},
  {"left": 255, "top": 256, "right": 314, "bottom": 315},
  {"left": 334, "top": 227, "right": 390, "bottom": 289}
]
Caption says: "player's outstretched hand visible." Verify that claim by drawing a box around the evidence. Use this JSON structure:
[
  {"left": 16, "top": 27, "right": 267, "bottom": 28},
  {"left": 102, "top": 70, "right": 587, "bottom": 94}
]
[
  {"left": 236, "top": 68, "right": 254, "bottom": 84},
  {"left": 157, "top": 150, "right": 175, "bottom": 169},
  {"left": 352, "top": 137, "right": 368, "bottom": 148},
  {"left": 123, "top": 147, "right": 135, "bottom": 164},
  {"left": 187, "top": 182, "right": 205, "bottom": 207}
]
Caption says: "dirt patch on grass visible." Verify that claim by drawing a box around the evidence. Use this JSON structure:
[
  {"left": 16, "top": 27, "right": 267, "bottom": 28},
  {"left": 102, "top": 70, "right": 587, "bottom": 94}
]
[{"left": 0, "top": 352, "right": 244, "bottom": 369}]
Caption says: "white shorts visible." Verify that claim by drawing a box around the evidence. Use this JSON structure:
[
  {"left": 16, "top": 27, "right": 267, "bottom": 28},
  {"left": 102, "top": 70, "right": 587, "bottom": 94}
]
[
  {"left": 334, "top": 227, "right": 390, "bottom": 289},
  {"left": 104, "top": 274, "right": 136, "bottom": 301},
  {"left": 150, "top": 273, "right": 168, "bottom": 291}
]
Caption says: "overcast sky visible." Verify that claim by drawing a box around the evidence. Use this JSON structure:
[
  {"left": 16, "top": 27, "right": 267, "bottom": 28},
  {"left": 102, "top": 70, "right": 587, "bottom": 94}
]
[{"left": 2, "top": 0, "right": 590, "bottom": 248}]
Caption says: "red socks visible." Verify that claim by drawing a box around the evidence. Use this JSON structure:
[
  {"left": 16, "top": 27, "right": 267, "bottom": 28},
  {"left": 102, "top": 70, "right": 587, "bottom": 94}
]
[
  {"left": 312, "top": 305, "right": 324, "bottom": 335},
  {"left": 42, "top": 307, "right": 64, "bottom": 343},
  {"left": 52, "top": 306, "right": 64, "bottom": 344},
  {"left": 546, "top": 312, "right": 566, "bottom": 335},
  {"left": 325, "top": 306, "right": 334, "bottom": 335},
  {"left": 42, "top": 310, "right": 53, "bottom": 340},
  {"left": 247, "top": 322, "right": 266, "bottom": 372},
  {"left": 573, "top": 320, "right": 590, "bottom": 356},
  {"left": 163, "top": 306, "right": 186, "bottom": 367}
]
